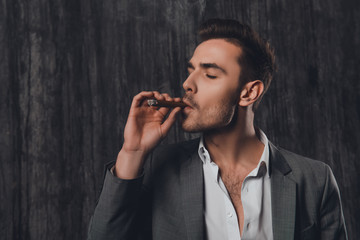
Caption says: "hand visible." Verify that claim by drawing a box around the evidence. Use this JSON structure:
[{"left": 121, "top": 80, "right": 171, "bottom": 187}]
[{"left": 115, "top": 91, "right": 182, "bottom": 179}]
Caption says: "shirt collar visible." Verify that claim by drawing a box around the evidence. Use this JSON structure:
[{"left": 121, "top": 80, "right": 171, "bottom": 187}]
[
  {"left": 198, "top": 136, "right": 207, "bottom": 164},
  {"left": 254, "top": 129, "right": 270, "bottom": 178},
  {"left": 197, "top": 128, "right": 270, "bottom": 177}
]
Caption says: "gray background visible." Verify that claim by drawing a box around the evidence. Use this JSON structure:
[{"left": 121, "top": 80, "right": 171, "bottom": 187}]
[{"left": 1, "top": 0, "right": 359, "bottom": 239}]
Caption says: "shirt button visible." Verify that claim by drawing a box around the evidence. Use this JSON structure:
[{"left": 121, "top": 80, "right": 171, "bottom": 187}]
[
  {"left": 246, "top": 188, "right": 249, "bottom": 192},
  {"left": 227, "top": 212, "right": 233, "bottom": 218},
  {"left": 247, "top": 223, "right": 250, "bottom": 229}
]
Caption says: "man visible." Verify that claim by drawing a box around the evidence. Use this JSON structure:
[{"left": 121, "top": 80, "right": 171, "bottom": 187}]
[{"left": 88, "top": 19, "right": 347, "bottom": 240}]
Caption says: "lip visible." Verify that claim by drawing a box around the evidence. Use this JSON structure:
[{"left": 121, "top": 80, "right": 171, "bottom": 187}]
[
  {"left": 181, "top": 99, "right": 193, "bottom": 109},
  {"left": 182, "top": 105, "right": 193, "bottom": 115}
]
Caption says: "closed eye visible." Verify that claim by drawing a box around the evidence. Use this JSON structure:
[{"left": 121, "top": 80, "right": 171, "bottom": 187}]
[{"left": 206, "top": 74, "right": 217, "bottom": 79}]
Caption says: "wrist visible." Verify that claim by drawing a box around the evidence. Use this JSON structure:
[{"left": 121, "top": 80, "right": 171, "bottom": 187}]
[{"left": 114, "top": 148, "right": 147, "bottom": 179}]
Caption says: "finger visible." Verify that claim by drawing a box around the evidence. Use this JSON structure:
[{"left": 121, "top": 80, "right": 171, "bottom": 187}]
[
  {"left": 160, "top": 107, "right": 181, "bottom": 136},
  {"left": 162, "top": 93, "right": 173, "bottom": 101},
  {"left": 173, "top": 97, "right": 182, "bottom": 102},
  {"left": 154, "top": 92, "right": 170, "bottom": 116},
  {"left": 131, "top": 91, "right": 154, "bottom": 108},
  {"left": 157, "top": 106, "right": 170, "bottom": 117},
  {"left": 153, "top": 91, "right": 165, "bottom": 101}
]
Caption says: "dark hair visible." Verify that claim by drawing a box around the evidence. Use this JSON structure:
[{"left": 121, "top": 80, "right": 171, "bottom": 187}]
[{"left": 198, "top": 19, "right": 276, "bottom": 110}]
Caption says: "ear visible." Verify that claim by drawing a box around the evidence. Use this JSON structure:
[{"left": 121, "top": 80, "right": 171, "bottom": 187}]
[{"left": 238, "top": 80, "right": 264, "bottom": 107}]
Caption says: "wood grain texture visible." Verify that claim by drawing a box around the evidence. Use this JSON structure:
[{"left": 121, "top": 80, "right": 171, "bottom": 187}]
[{"left": 1, "top": 0, "right": 359, "bottom": 239}]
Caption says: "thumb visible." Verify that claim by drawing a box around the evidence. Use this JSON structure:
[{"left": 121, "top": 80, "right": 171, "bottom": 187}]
[{"left": 160, "top": 107, "right": 181, "bottom": 136}]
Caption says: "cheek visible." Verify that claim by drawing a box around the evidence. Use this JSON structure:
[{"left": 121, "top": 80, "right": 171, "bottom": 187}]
[
  {"left": 197, "top": 84, "right": 224, "bottom": 101},
  {"left": 198, "top": 86, "right": 238, "bottom": 109},
  {"left": 198, "top": 102, "right": 237, "bottom": 128}
]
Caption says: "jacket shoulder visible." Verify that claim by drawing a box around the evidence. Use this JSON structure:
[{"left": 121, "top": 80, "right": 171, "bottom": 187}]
[
  {"left": 272, "top": 144, "right": 347, "bottom": 238},
  {"left": 152, "top": 138, "right": 200, "bottom": 162},
  {"left": 143, "top": 138, "right": 200, "bottom": 181},
  {"left": 274, "top": 145, "right": 335, "bottom": 192},
  {"left": 278, "top": 147, "right": 329, "bottom": 173}
]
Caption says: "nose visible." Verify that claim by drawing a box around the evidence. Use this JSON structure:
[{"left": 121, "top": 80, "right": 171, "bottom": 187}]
[{"left": 182, "top": 73, "right": 197, "bottom": 93}]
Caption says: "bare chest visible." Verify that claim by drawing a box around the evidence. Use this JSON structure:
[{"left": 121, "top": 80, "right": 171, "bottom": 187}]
[
  {"left": 221, "top": 170, "right": 250, "bottom": 234},
  {"left": 221, "top": 171, "right": 246, "bottom": 205}
]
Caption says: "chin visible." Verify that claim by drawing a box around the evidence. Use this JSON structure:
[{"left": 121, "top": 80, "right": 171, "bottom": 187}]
[
  {"left": 181, "top": 116, "right": 236, "bottom": 134},
  {"left": 181, "top": 121, "right": 201, "bottom": 133},
  {"left": 181, "top": 119, "right": 220, "bottom": 133},
  {"left": 180, "top": 106, "right": 237, "bottom": 133},
  {"left": 180, "top": 116, "right": 207, "bottom": 132}
]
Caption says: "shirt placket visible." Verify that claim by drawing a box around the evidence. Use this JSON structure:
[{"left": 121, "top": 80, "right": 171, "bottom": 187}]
[
  {"left": 241, "top": 166, "right": 265, "bottom": 240},
  {"left": 222, "top": 179, "right": 241, "bottom": 240},
  {"left": 240, "top": 177, "right": 253, "bottom": 239}
]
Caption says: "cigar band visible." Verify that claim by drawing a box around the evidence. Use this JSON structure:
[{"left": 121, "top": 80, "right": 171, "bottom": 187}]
[{"left": 147, "top": 99, "right": 158, "bottom": 106}]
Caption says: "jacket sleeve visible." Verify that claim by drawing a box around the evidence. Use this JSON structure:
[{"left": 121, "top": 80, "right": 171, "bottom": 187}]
[
  {"left": 87, "top": 162, "right": 152, "bottom": 240},
  {"left": 319, "top": 165, "right": 348, "bottom": 240}
]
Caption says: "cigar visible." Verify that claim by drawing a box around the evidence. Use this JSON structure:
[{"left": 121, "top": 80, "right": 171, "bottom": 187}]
[{"left": 147, "top": 99, "right": 188, "bottom": 108}]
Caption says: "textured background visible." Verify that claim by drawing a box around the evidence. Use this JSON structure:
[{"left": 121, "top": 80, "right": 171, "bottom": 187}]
[{"left": 1, "top": 0, "right": 359, "bottom": 239}]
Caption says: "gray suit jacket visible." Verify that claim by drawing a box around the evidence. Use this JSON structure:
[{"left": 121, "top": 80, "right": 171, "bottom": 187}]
[{"left": 88, "top": 139, "right": 347, "bottom": 240}]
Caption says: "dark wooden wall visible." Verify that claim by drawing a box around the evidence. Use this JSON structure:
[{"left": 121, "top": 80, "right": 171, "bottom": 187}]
[{"left": 1, "top": 0, "right": 359, "bottom": 239}]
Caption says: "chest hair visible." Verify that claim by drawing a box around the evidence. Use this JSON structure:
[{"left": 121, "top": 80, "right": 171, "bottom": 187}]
[{"left": 221, "top": 170, "right": 248, "bottom": 204}]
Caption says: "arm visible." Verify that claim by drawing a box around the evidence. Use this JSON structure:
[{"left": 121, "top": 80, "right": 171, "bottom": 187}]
[
  {"left": 320, "top": 165, "right": 348, "bottom": 240},
  {"left": 87, "top": 91, "right": 181, "bottom": 240},
  {"left": 88, "top": 163, "right": 147, "bottom": 240}
]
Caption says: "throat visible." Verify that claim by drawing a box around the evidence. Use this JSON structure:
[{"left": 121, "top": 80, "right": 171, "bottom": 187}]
[{"left": 204, "top": 129, "right": 265, "bottom": 168}]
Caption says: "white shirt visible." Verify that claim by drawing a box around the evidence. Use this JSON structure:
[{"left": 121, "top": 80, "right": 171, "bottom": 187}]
[{"left": 199, "top": 129, "right": 273, "bottom": 240}]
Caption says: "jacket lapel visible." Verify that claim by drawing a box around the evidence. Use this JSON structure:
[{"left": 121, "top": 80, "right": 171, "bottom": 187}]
[
  {"left": 269, "top": 142, "right": 296, "bottom": 240},
  {"left": 180, "top": 140, "right": 204, "bottom": 240}
]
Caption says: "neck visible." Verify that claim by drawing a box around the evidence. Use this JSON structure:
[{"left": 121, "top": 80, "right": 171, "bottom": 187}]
[{"left": 203, "top": 108, "right": 264, "bottom": 169}]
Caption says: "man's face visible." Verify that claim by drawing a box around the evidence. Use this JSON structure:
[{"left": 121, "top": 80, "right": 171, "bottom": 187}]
[{"left": 181, "top": 39, "right": 243, "bottom": 132}]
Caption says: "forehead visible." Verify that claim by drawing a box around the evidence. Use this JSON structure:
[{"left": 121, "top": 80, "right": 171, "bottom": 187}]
[{"left": 190, "top": 39, "right": 243, "bottom": 68}]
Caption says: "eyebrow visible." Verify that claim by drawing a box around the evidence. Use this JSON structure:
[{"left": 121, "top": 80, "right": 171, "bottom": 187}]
[{"left": 187, "top": 61, "right": 227, "bottom": 74}]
